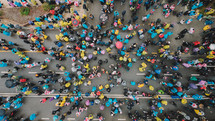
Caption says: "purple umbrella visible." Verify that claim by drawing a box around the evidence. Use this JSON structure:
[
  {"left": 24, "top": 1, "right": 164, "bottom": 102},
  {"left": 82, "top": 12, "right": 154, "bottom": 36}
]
[
  {"left": 100, "top": 104, "right": 105, "bottom": 110},
  {"left": 88, "top": 54, "right": 93, "bottom": 59},
  {"left": 193, "top": 48, "right": 199, "bottom": 52},
  {"left": 189, "top": 83, "right": 198, "bottom": 89}
]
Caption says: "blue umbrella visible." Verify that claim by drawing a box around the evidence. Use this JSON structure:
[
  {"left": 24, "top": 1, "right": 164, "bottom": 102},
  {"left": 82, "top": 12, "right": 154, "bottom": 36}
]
[
  {"left": 131, "top": 81, "right": 136, "bottom": 86},
  {"left": 171, "top": 88, "right": 177, "bottom": 93},
  {"left": 172, "top": 66, "right": 179, "bottom": 71},
  {"left": 82, "top": 24, "right": 88, "bottom": 29},
  {"left": 30, "top": 113, "right": 37, "bottom": 120},
  {"left": 3, "top": 31, "right": 11, "bottom": 36},
  {"left": 92, "top": 86, "right": 96, "bottom": 92},
  {"left": 155, "top": 69, "right": 161, "bottom": 74},
  {"left": 1, "top": 24, "right": 9, "bottom": 29}
]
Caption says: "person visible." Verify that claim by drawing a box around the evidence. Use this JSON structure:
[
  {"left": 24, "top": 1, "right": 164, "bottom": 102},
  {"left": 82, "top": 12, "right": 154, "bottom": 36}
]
[
  {"left": 89, "top": 14, "right": 94, "bottom": 20},
  {"left": 178, "top": 19, "right": 185, "bottom": 24}
]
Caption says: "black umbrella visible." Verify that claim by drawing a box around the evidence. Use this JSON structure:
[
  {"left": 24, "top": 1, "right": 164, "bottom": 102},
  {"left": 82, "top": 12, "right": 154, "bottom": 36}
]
[
  {"left": 0, "top": 109, "right": 5, "bottom": 116},
  {"left": 99, "top": 13, "right": 109, "bottom": 22},
  {"left": 5, "top": 79, "right": 14, "bottom": 88}
]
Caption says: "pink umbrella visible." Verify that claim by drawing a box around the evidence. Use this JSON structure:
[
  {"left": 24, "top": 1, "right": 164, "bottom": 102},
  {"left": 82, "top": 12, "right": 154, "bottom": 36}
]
[
  {"left": 85, "top": 100, "right": 90, "bottom": 106},
  {"left": 182, "top": 63, "right": 192, "bottom": 68},
  {"left": 198, "top": 80, "right": 206, "bottom": 85},
  {"left": 101, "top": 50, "right": 105, "bottom": 55},
  {"left": 115, "top": 41, "right": 123, "bottom": 49}
]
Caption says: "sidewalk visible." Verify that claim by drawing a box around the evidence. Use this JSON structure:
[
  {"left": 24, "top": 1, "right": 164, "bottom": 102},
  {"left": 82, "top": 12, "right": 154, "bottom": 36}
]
[
  {"left": 1, "top": 0, "right": 42, "bottom": 8},
  {"left": 0, "top": 0, "right": 86, "bottom": 28}
]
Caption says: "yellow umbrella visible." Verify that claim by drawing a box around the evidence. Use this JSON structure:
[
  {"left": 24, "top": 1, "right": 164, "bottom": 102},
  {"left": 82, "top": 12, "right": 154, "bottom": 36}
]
[
  {"left": 141, "top": 62, "right": 147, "bottom": 68},
  {"left": 65, "top": 82, "right": 71, "bottom": 88},
  {"left": 181, "top": 99, "right": 187, "bottom": 104},
  {"left": 142, "top": 50, "right": 148, "bottom": 55},
  {"left": 161, "top": 100, "right": 168, "bottom": 105},
  {"left": 206, "top": 9, "right": 215, "bottom": 15},
  {"left": 64, "top": 37, "right": 69, "bottom": 42},
  {"left": 119, "top": 57, "right": 123, "bottom": 61},
  {"left": 55, "top": 35, "right": 60, "bottom": 40},
  {"left": 138, "top": 83, "right": 144, "bottom": 88},
  {"left": 155, "top": 117, "right": 162, "bottom": 121},
  {"left": 149, "top": 85, "right": 154, "bottom": 91},
  {"left": 139, "top": 67, "right": 145, "bottom": 72},
  {"left": 54, "top": 23, "right": 60, "bottom": 28},
  {"left": 207, "top": 54, "right": 215, "bottom": 59},
  {"left": 59, "top": 33, "right": 63, "bottom": 38},
  {"left": 115, "top": 30, "right": 119, "bottom": 35},
  {"left": 164, "top": 24, "right": 170, "bottom": 29},
  {"left": 163, "top": 45, "right": 170, "bottom": 49},
  {"left": 155, "top": 29, "right": 163, "bottom": 34},
  {"left": 203, "top": 25, "right": 211, "bottom": 31}
]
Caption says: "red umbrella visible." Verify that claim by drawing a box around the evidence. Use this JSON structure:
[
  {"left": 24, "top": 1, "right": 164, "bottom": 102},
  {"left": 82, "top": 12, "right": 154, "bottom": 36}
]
[
  {"left": 72, "top": 19, "right": 79, "bottom": 27},
  {"left": 176, "top": 87, "right": 183, "bottom": 92},
  {"left": 115, "top": 41, "right": 123, "bottom": 49},
  {"left": 50, "top": 10, "right": 55, "bottom": 15},
  {"left": 159, "top": 34, "right": 164, "bottom": 38},
  {"left": 96, "top": 91, "right": 101, "bottom": 96}
]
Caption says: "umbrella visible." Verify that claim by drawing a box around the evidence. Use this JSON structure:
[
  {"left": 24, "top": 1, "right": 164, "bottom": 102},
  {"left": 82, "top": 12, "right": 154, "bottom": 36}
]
[
  {"left": 5, "top": 80, "right": 14, "bottom": 88},
  {"left": 0, "top": 109, "right": 5, "bottom": 116},
  {"left": 115, "top": 41, "right": 123, "bottom": 49},
  {"left": 30, "top": 113, "right": 37, "bottom": 120},
  {"left": 88, "top": 54, "right": 93, "bottom": 59},
  {"left": 71, "top": 19, "right": 79, "bottom": 27},
  {"left": 101, "top": 50, "right": 105, "bottom": 55},
  {"left": 209, "top": 44, "right": 215, "bottom": 50},
  {"left": 85, "top": 100, "right": 90, "bottom": 106},
  {"left": 189, "top": 83, "right": 198, "bottom": 89},
  {"left": 155, "top": 69, "right": 161, "bottom": 74},
  {"left": 50, "top": 10, "right": 55, "bottom": 15},
  {"left": 99, "top": 13, "right": 108, "bottom": 22},
  {"left": 100, "top": 104, "right": 105, "bottom": 110},
  {"left": 176, "top": 87, "right": 182, "bottom": 92}
]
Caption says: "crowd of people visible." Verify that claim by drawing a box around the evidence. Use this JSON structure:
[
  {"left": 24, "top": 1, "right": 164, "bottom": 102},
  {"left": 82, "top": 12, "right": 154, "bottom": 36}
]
[{"left": 0, "top": 0, "right": 215, "bottom": 121}]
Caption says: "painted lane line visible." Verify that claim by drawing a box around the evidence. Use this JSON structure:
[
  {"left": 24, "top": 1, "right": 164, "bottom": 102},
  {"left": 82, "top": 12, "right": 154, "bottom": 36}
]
[
  {"left": 41, "top": 118, "right": 49, "bottom": 120},
  {"left": 67, "top": 118, "right": 75, "bottom": 120},
  {"left": 118, "top": 119, "right": 126, "bottom": 120},
  {"left": 136, "top": 73, "right": 145, "bottom": 75},
  {"left": 191, "top": 74, "right": 200, "bottom": 76},
  {"left": 1, "top": 71, "right": 8, "bottom": 73}
]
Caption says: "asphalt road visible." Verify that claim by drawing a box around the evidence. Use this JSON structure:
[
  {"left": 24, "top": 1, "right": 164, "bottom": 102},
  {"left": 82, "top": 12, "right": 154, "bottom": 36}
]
[{"left": 0, "top": 0, "right": 215, "bottom": 121}]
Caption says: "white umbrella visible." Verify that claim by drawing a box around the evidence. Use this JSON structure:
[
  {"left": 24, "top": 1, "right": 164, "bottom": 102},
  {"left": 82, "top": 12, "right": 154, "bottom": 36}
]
[{"left": 209, "top": 44, "right": 215, "bottom": 50}]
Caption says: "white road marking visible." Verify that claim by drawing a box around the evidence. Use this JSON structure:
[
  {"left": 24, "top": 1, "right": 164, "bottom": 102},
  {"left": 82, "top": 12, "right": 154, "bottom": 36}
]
[
  {"left": 118, "top": 119, "right": 126, "bottom": 120},
  {"left": 67, "top": 118, "right": 76, "bottom": 120},
  {"left": 136, "top": 73, "right": 145, "bottom": 75},
  {"left": 41, "top": 118, "right": 49, "bottom": 120},
  {"left": 1, "top": 71, "right": 8, "bottom": 73},
  {"left": 191, "top": 74, "right": 200, "bottom": 76}
]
